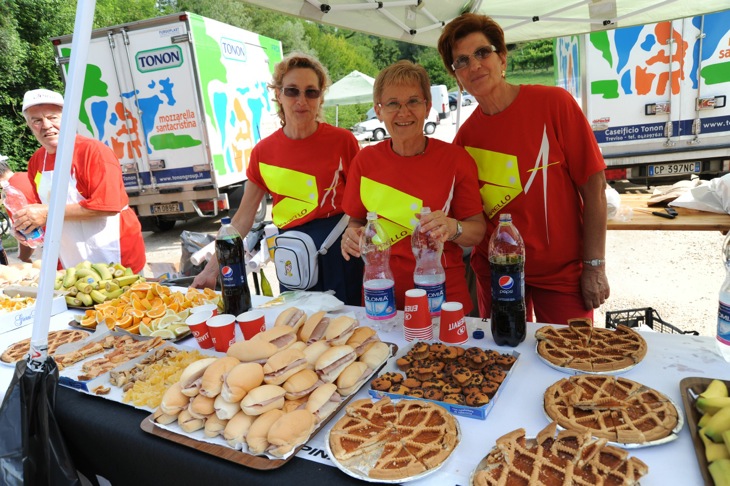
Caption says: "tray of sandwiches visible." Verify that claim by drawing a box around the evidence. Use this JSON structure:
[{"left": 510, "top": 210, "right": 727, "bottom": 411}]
[
  {"left": 140, "top": 307, "right": 396, "bottom": 470},
  {"left": 469, "top": 422, "right": 649, "bottom": 485},
  {"left": 543, "top": 374, "right": 683, "bottom": 448},
  {"left": 535, "top": 319, "right": 647, "bottom": 374},
  {"left": 368, "top": 340, "right": 518, "bottom": 420},
  {"left": 325, "top": 396, "right": 460, "bottom": 482}
]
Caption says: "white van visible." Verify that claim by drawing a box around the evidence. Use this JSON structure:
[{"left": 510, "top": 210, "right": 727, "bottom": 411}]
[
  {"left": 430, "top": 85, "right": 449, "bottom": 120},
  {"left": 352, "top": 106, "right": 440, "bottom": 141}
]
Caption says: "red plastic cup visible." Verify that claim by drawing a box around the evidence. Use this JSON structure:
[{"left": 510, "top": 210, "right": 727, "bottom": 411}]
[
  {"left": 207, "top": 314, "right": 237, "bottom": 352},
  {"left": 439, "top": 302, "right": 468, "bottom": 344},
  {"left": 185, "top": 311, "right": 214, "bottom": 349},
  {"left": 236, "top": 310, "right": 266, "bottom": 340},
  {"left": 403, "top": 289, "right": 432, "bottom": 341},
  {"left": 191, "top": 303, "right": 219, "bottom": 316}
]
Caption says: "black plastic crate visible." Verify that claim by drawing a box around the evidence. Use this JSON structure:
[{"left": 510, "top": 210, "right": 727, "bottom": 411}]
[{"left": 605, "top": 307, "right": 699, "bottom": 335}]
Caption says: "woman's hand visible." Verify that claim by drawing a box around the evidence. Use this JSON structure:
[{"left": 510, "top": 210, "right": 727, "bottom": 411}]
[
  {"left": 191, "top": 254, "right": 220, "bottom": 289},
  {"left": 416, "top": 209, "right": 455, "bottom": 243},
  {"left": 341, "top": 225, "right": 365, "bottom": 261}
]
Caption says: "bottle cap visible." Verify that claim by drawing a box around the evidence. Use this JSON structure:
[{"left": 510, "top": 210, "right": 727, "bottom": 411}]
[
  {"left": 472, "top": 328, "right": 485, "bottom": 339},
  {"left": 221, "top": 216, "right": 231, "bottom": 225}
]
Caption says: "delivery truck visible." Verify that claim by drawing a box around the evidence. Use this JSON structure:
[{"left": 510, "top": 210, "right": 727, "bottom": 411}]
[
  {"left": 51, "top": 12, "right": 283, "bottom": 231},
  {"left": 555, "top": 11, "right": 730, "bottom": 184}
]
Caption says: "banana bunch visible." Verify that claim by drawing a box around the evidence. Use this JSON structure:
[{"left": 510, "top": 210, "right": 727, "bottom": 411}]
[
  {"left": 696, "top": 379, "right": 730, "bottom": 485},
  {"left": 55, "top": 261, "right": 143, "bottom": 307}
]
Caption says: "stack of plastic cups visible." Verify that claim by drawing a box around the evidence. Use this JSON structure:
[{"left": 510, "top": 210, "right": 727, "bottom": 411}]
[{"left": 403, "top": 289, "right": 433, "bottom": 342}]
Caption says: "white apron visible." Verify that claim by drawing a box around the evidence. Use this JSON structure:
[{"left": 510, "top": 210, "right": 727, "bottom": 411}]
[{"left": 38, "top": 169, "right": 123, "bottom": 268}]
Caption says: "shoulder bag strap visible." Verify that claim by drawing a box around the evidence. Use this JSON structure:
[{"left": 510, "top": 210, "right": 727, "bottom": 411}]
[{"left": 318, "top": 214, "right": 350, "bottom": 255}]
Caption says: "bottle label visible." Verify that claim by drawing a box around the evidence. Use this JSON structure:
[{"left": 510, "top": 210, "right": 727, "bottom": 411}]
[
  {"left": 491, "top": 270, "right": 524, "bottom": 302},
  {"left": 219, "top": 262, "right": 245, "bottom": 288},
  {"left": 718, "top": 300, "right": 730, "bottom": 345},
  {"left": 415, "top": 282, "right": 445, "bottom": 316},
  {"left": 364, "top": 282, "right": 397, "bottom": 320}
]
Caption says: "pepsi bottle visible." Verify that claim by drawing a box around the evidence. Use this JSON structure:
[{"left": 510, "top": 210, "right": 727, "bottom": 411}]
[
  {"left": 215, "top": 216, "right": 252, "bottom": 316},
  {"left": 488, "top": 213, "right": 526, "bottom": 347}
]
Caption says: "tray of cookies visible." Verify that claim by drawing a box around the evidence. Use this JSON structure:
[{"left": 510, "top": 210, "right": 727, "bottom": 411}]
[{"left": 368, "top": 341, "right": 519, "bottom": 420}]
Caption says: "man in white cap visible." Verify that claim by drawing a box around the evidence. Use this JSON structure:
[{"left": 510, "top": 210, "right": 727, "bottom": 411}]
[{"left": 13, "top": 88, "right": 146, "bottom": 273}]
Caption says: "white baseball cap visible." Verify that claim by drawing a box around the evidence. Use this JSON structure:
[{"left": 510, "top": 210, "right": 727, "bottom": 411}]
[{"left": 22, "top": 89, "right": 64, "bottom": 113}]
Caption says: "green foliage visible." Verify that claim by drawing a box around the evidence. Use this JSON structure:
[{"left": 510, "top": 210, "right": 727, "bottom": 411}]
[
  {"left": 509, "top": 39, "right": 554, "bottom": 72},
  {"left": 324, "top": 103, "right": 371, "bottom": 130}
]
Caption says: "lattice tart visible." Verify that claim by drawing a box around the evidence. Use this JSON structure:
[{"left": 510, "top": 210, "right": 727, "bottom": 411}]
[
  {"left": 1, "top": 329, "right": 88, "bottom": 364},
  {"left": 471, "top": 422, "right": 648, "bottom": 485},
  {"left": 328, "top": 396, "right": 459, "bottom": 480},
  {"left": 544, "top": 374, "right": 680, "bottom": 444},
  {"left": 535, "top": 319, "right": 647, "bottom": 373}
]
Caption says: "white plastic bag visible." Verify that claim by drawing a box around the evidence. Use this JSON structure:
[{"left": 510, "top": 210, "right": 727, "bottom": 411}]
[
  {"left": 670, "top": 177, "right": 727, "bottom": 214},
  {"left": 605, "top": 186, "right": 632, "bottom": 221}
]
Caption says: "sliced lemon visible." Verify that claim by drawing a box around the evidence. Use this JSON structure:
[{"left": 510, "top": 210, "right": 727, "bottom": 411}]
[
  {"left": 150, "top": 329, "right": 176, "bottom": 339},
  {"left": 169, "top": 324, "right": 190, "bottom": 336},
  {"left": 139, "top": 323, "right": 153, "bottom": 336},
  {"left": 176, "top": 309, "right": 191, "bottom": 321},
  {"left": 158, "top": 315, "right": 180, "bottom": 327}
]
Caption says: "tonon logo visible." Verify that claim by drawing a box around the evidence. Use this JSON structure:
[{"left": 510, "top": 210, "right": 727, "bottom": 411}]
[
  {"left": 136, "top": 46, "right": 183, "bottom": 72},
  {"left": 221, "top": 37, "right": 247, "bottom": 62}
]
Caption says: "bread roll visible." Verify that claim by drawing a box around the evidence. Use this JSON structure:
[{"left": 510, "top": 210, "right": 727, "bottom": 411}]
[
  {"left": 267, "top": 410, "right": 317, "bottom": 457},
  {"left": 221, "top": 362, "right": 264, "bottom": 402},
  {"left": 160, "top": 382, "right": 188, "bottom": 416},
  {"left": 199, "top": 356, "right": 240, "bottom": 398},
  {"left": 246, "top": 409, "right": 285, "bottom": 454},
  {"left": 240, "top": 384, "right": 286, "bottom": 416},
  {"left": 224, "top": 411, "right": 255, "bottom": 449}
]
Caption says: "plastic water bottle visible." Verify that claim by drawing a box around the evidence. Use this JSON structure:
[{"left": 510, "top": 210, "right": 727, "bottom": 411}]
[
  {"left": 361, "top": 212, "right": 398, "bottom": 332},
  {"left": 215, "top": 216, "right": 252, "bottom": 316},
  {"left": 412, "top": 207, "right": 445, "bottom": 322},
  {"left": 716, "top": 232, "right": 730, "bottom": 361},
  {"left": 489, "top": 213, "right": 526, "bottom": 347},
  {"left": 0, "top": 180, "right": 44, "bottom": 248}
]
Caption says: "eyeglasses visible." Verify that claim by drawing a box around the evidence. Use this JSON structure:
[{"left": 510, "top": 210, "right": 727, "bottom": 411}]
[
  {"left": 451, "top": 45, "right": 498, "bottom": 71},
  {"left": 281, "top": 86, "right": 322, "bottom": 99},
  {"left": 378, "top": 98, "right": 426, "bottom": 113},
  {"left": 29, "top": 114, "right": 61, "bottom": 128}
]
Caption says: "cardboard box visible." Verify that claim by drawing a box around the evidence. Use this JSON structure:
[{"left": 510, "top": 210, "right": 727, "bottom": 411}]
[
  {"left": 368, "top": 341, "right": 520, "bottom": 420},
  {"left": 0, "top": 286, "right": 68, "bottom": 335}
]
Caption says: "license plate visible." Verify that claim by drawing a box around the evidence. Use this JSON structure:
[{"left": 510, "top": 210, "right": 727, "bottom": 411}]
[
  {"left": 151, "top": 203, "right": 183, "bottom": 215},
  {"left": 648, "top": 162, "right": 700, "bottom": 177}
]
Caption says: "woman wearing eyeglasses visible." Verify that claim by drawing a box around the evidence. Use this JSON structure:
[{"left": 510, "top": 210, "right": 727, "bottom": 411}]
[
  {"left": 341, "top": 60, "right": 486, "bottom": 313},
  {"left": 193, "top": 52, "right": 363, "bottom": 305},
  {"left": 437, "top": 14, "right": 610, "bottom": 325}
]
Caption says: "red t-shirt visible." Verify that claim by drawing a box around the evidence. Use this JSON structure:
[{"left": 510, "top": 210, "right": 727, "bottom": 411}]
[
  {"left": 342, "top": 137, "right": 484, "bottom": 312},
  {"left": 27, "top": 135, "right": 146, "bottom": 273},
  {"left": 246, "top": 123, "right": 360, "bottom": 230},
  {"left": 454, "top": 85, "right": 605, "bottom": 293}
]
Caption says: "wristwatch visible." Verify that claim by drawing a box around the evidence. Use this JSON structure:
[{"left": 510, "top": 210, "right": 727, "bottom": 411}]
[
  {"left": 583, "top": 259, "right": 605, "bottom": 267},
  {"left": 447, "top": 220, "right": 463, "bottom": 241}
]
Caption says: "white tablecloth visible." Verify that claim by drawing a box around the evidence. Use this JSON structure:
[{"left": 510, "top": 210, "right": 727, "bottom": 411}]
[{"left": 1, "top": 299, "right": 728, "bottom": 485}]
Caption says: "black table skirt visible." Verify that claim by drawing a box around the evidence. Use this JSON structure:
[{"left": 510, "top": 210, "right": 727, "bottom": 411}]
[{"left": 55, "top": 387, "right": 368, "bottom": 485}]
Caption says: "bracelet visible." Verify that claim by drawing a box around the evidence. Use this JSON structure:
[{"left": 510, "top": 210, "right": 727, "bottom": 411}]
[
  {"left": 447, "top": 220, "right": 463, "bottom": 241},
  {"left": 582, "top": 259, "right": 605, "bottom": 267}
]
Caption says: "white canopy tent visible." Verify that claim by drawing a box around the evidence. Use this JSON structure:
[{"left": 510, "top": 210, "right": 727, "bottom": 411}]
[
  {"left": 323, "top": 70, "right": 376, "bottom": 126},
  {"left": 237, "top": 0, "right": 730, "bottom": 46}
]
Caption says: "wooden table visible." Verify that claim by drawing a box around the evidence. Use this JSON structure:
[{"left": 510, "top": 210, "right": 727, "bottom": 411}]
[{"left": 608, "top": 193, "right": 730, "bottom": 231}]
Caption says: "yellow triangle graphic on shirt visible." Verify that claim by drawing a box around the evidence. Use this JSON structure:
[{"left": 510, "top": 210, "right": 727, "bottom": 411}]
[
  {"left": 465, "top": 146, "right": 522, "bottom": 219},
  {"left": 360, "top": 177, "right": 422, "bottom": 245},
  {"left": 259, "top": 162, "right": 318, "bottom": 227}
]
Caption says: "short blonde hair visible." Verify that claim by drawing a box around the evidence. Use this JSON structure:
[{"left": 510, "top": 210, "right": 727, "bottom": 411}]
[
  {"left": 269, "top": 52, "right": 331, "bottom": 126},
  {"left": 373, "top": 60, "right": 431, "bottom": 106}
]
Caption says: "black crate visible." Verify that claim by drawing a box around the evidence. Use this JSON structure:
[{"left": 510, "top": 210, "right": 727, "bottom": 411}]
[{"left": 605, "top": 307, "right": 699, "bottom": 335}]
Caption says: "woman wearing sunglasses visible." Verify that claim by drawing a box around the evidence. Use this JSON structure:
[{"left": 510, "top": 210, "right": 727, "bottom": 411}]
[
  {"left": 193, "top": 52, "right": 363, "bottom": 305},
  {"left": 436, "top": 14, "right": 610, "bottom": 325},
  {"left": 341, "top": 60, "right": 486, "bottom": 313}
]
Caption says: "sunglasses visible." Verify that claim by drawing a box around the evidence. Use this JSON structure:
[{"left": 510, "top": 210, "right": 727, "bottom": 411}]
[
  {"left": 451, "top": 45, "right": 498, "bottom": 71},
  {"left": 281, "top": 86, "right": 322, "bottom": 99},
  {"left": 378, "top": 98, "right": 426, "bottom": 114}
]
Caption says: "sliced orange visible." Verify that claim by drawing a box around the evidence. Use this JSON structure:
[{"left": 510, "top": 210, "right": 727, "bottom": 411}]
[
  {"left": 126, "top": 322, "right": 141, "bottom": 335},
  {"left": 133, "top": 282, "right": 152, "bottom": 292},
  {"left": 130, "top": 308, "right": 145, "bottom": 324},
  {"left": 116, "top": 315, "right": 133, "bottom": 329},
  {"left": 80, "top": 315, "right": 97, "bottom": 328},
  {"left": 146, "top": 306, "right": 166, "bottom": 319}
]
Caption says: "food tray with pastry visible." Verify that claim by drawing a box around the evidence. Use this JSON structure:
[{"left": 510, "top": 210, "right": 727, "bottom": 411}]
[
  {"left": 0, "top": 328, "right": 90, "bottom": 366},
  {"left": 469, "top": 422, "right": 649, "bottom": 485},
  {"left": 534, "top": 319, "right": 647, "bottom": 375},
  {"left": 142, "top": 308, "right": 396, "bottom": 469},
  {"left": 0, "top": 285, "right": 67, "bottom": 335},
  {"left": 368, "top": 340, "right": 519, "bottom": 420},
  {"left": 543, "top": 374, "right": 683, "bottom": 449},
  {"left": 325, "top": 396, "right": 461, "bottom": 483},
  {"left": 56, "top": 327, "right": 167, "bottom": 392},
  {"left": 68, "top": 343, "right": 220, "bottom": 410},
  {"left": 680, "top": 377, "right": 730, "bottom": 486}
]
